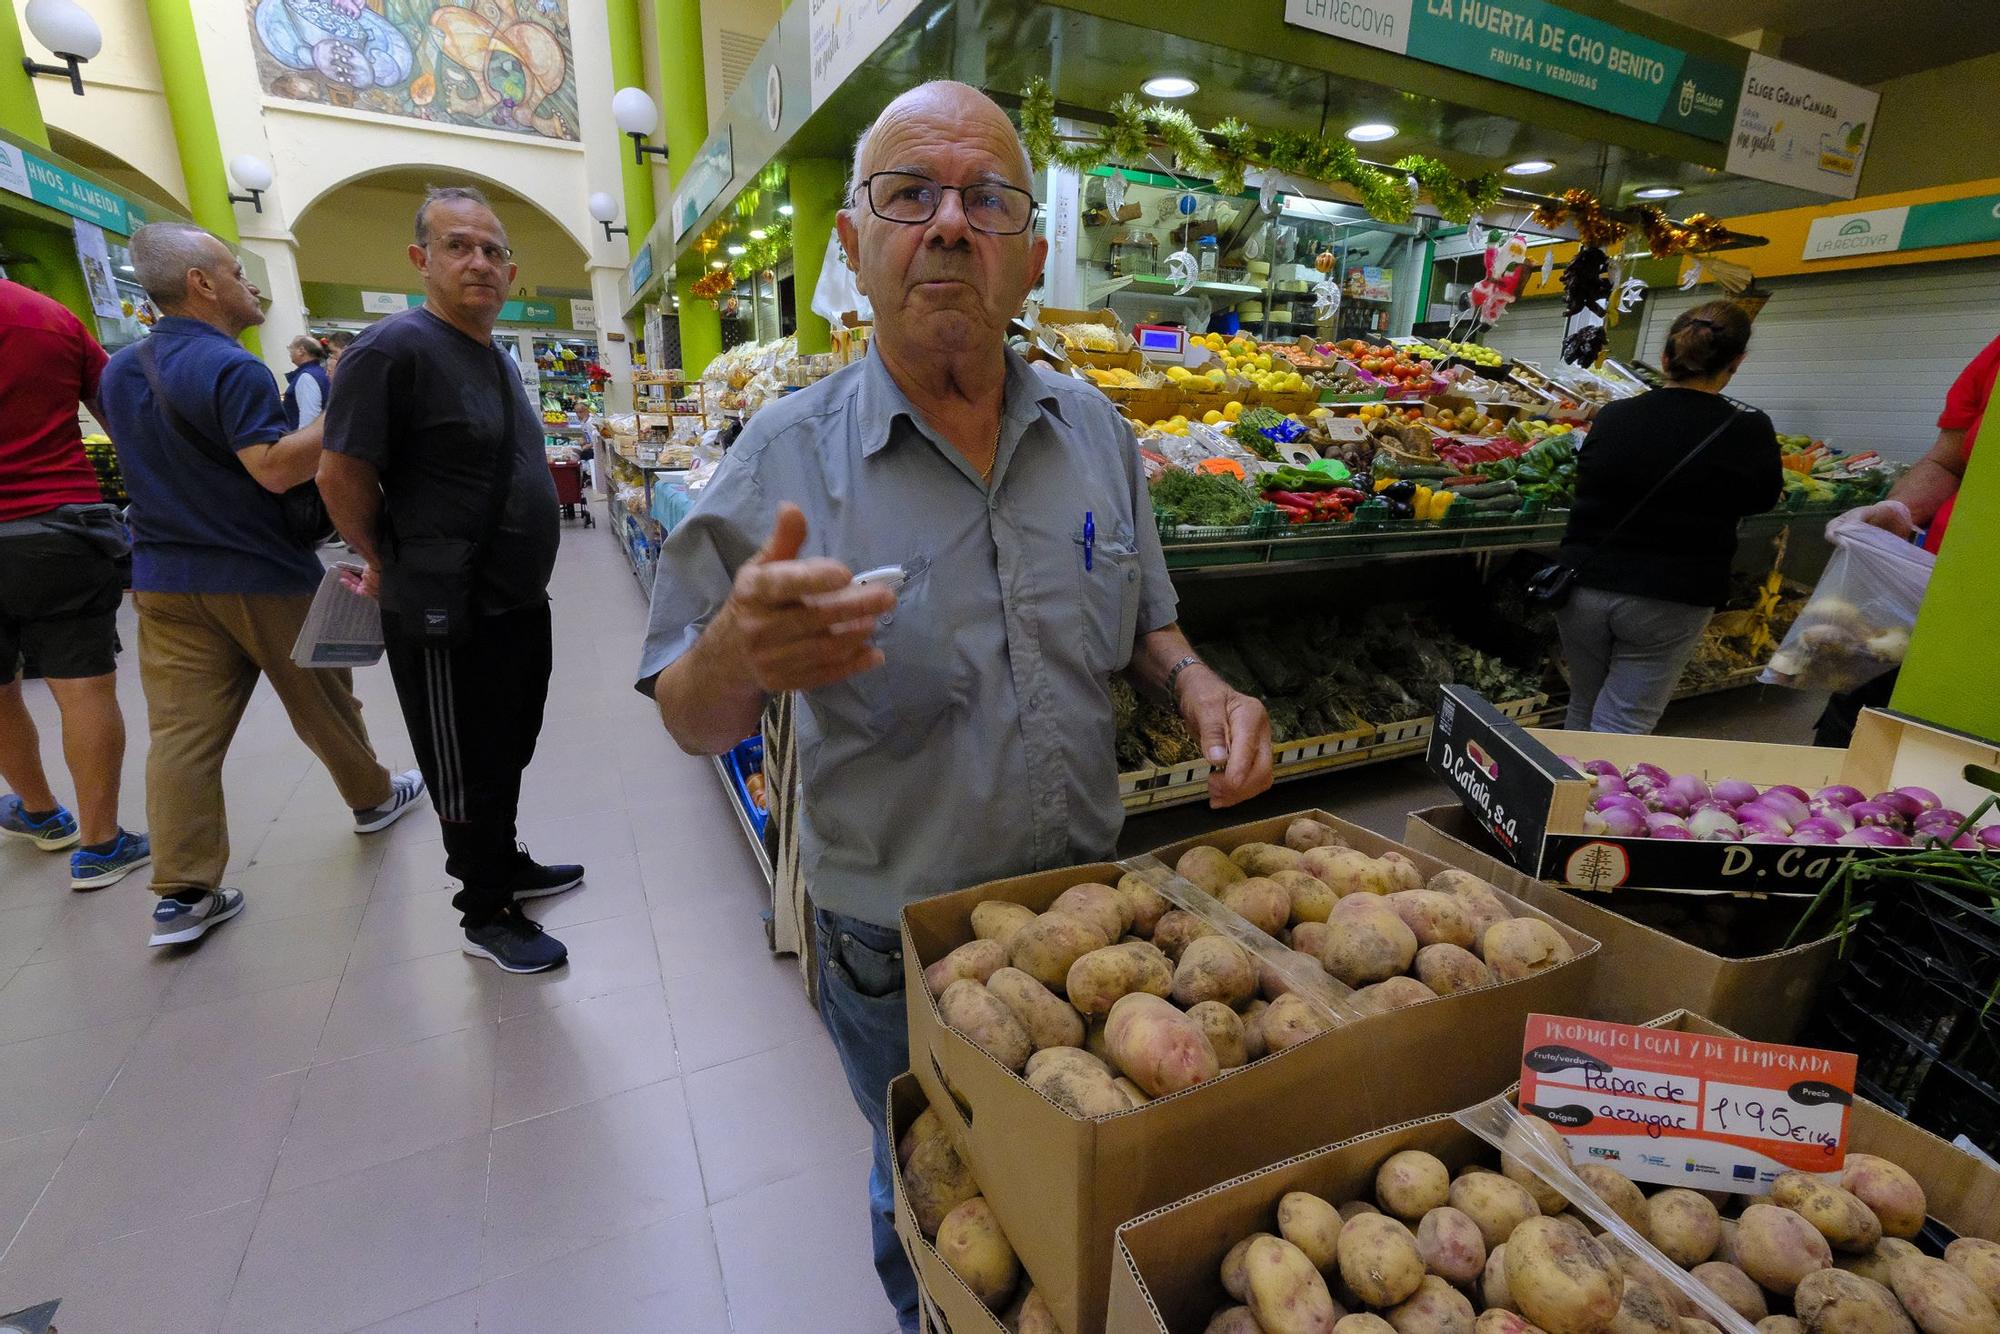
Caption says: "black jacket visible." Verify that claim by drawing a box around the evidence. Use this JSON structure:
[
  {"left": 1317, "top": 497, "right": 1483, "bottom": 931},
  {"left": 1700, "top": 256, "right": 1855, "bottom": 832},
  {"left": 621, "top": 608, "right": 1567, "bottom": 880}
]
[{"left": 1558, "top": 387, "right": 1783, "bottom": 608}]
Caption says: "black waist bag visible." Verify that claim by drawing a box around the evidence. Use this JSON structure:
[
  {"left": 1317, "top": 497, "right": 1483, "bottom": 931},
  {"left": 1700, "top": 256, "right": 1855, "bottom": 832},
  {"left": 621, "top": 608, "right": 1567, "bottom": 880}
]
[{"left": 379, "top": 349, "right": 518, "bottom": 648}]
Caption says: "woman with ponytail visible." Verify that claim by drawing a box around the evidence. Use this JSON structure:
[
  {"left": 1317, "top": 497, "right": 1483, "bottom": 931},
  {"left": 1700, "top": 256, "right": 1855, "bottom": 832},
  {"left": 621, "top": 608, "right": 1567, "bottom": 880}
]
[{"left": 282, "top": 334, "right": 331, "bottom": 429}]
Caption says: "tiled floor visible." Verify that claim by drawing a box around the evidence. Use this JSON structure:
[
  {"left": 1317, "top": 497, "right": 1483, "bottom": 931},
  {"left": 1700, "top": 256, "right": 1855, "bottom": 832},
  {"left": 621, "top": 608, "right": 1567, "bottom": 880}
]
[
  {"left": 0, "top": 525, "right": 886, "bottom": 1334},
  {"left": 0, "top": 514, "right": 1827, "bottom": 1333}
]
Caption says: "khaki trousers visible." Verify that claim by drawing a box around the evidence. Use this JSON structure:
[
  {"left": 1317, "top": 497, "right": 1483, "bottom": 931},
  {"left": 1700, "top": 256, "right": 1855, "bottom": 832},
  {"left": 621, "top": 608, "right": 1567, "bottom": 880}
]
[{"left": 135, "top": 590, "right": 392, "bottom": 895}]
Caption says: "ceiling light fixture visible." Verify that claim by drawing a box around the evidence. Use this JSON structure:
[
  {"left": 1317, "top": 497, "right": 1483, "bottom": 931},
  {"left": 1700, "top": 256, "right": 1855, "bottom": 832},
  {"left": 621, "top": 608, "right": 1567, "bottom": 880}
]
[
  {"left": 1345, "top": 123, "right": 1397, "bottom": 143},
  {"left": 748, "top": 228, "right": 767, "bottom": 240},
  {"left": 777, "top": 203, "right": 793, "bottom": 216},
  {"left": 1634, "top": 186, "right": 1683, "bottom": 200},
  {"left": 726, "top": 244, "right": 746, "bottom": 256},
  {"left": 1503, "top": 159, "right": 1556, "bottom": 176},
  {"left": 1140, "top": 75, "right": 1198, "bottom": 99},
  {"left": 710, "top": 260, "right": 726, "bottom": 269}
]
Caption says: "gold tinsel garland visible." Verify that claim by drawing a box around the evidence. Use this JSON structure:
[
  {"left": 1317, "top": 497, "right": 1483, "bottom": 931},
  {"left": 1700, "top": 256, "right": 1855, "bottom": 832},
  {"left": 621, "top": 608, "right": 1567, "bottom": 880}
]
[
  {"left": 691, "top": 268, "right": 735, "bottom": 302},
  {"left": 1530, "top": 188, "right": 1733, "bottom": 257}
]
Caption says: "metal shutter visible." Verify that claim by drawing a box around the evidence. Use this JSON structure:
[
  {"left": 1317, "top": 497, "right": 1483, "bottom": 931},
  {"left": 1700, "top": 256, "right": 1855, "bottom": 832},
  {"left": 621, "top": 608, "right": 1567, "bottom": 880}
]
[
  {"left": 1632, "top": 257, "right": 2000, "bottom": 462},
  {"left": 1481, "top": 299, "right": 1575, "bottom": 369}
]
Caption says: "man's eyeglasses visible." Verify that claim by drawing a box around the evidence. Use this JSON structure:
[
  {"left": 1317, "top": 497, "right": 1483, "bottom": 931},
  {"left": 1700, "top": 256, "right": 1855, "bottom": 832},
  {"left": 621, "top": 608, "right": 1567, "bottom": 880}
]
[
  {"left": 430, "top": 236, "right": 514, "bottom": 264},
  {"left": 855, "top": 172, "right": 1038, "bottom": 236}
]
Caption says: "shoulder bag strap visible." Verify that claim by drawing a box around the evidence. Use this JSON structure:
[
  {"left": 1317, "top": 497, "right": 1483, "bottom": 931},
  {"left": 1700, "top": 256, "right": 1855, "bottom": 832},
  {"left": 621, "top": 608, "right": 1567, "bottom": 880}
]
[
  {"left": 134, "top": 339, "right": 243, "bottom": 476},
  {"left": 1569, "top": 403, "right": 1743, "bottom": 563},
  {"left": 472, "top": 347, "right": 520, "bottom": 557}
]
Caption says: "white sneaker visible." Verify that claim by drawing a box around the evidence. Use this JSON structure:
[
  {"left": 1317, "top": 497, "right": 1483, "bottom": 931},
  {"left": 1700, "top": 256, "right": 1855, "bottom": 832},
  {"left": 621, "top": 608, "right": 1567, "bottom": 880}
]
[
  {"left": 150, "top": 888, "right": 246, "bottom": 946},
  {"left": 354, "top": 770, "right": 428, "bottom": 834}
]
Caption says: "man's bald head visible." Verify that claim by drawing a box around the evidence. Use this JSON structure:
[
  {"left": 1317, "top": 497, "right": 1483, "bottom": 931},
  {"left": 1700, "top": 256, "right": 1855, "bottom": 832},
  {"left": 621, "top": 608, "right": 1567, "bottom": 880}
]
[{"left": 847, "top": 81, "right": 1034, "bottom": 204}]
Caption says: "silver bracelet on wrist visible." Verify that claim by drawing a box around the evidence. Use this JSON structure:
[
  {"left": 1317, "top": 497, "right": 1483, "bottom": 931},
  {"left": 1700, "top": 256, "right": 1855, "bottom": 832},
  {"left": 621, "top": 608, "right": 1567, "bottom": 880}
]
[{"left": 1165, "top": 654, "right": 1202, "bottom": 702}]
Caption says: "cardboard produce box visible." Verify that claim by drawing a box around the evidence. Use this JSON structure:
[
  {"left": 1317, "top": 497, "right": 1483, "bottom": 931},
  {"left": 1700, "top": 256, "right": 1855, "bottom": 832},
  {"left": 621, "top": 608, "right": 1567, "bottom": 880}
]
[
  {"left": 902, "top": 811, "right": 1598, "bottom": 1334},
  {"left": 889, "top": 1074, "right": 1011, "bottom": 1334},
  {"left": 1035, "top": 306, "right": 1144, "bottom": 373},
  {"left": 1427, "top": 685, "right": 2000, "bottom": 896},
  {"left": 1106, "top": 1010, "right": 2000, "bottom": 1334},
  {"left": 1403, "top": 804, "right": 1840, "bottom": 1042}
]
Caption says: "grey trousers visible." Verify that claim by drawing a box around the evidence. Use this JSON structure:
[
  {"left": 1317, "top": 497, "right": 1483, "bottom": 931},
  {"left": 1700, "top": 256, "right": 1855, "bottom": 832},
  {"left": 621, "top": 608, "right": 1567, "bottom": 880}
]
[{"left": 1557, "top": 586, "right": 1713, "bottom": 734}]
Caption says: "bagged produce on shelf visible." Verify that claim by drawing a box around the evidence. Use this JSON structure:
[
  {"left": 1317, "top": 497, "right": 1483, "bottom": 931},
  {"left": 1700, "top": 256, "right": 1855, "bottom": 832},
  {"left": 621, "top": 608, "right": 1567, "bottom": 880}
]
[{"left": 1760, "top": 523, "right": 1932, "bottom": 693}]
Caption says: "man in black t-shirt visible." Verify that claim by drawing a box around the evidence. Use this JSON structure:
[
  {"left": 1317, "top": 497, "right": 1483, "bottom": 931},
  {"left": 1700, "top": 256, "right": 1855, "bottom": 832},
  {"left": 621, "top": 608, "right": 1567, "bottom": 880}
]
[{"left": 320, "top": 186, "right": 582, "bottom": 973}]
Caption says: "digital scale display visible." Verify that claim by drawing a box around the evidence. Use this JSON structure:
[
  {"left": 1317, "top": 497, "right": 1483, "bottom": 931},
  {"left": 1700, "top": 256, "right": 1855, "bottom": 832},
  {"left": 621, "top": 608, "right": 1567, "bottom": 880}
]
[{"left": 1134, "top": 324, "right": 1187, "bottom": 357}]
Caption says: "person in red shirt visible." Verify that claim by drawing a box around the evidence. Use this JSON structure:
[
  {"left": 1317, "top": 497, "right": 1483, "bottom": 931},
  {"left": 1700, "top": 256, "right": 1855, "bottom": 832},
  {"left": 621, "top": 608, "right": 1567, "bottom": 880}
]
[
  {"left": 0, "top": 278, "right": 149, "bottom": 887},
  {"left": 1812, "top": 331, "right": 1999, "bottom": 746}
]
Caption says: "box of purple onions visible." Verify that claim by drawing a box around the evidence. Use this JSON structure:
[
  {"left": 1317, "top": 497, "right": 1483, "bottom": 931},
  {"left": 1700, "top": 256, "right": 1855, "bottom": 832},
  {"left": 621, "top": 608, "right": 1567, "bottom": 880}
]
[{"left": 1426, "top": 687, "right": 2000, "bottom": 901}]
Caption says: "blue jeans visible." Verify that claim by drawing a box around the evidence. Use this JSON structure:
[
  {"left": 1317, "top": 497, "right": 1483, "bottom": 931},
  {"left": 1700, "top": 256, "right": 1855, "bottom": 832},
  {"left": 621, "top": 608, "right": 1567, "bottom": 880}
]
[{"left": 814, "top": 908, "right": 921, "bottom": 1334}]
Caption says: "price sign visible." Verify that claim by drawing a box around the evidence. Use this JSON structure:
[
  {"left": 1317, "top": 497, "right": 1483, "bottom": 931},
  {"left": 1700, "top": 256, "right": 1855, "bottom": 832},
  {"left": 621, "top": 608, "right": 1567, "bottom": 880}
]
[{"left": 1519, "top": 1015, "right": 1856, "bottom": 1192}]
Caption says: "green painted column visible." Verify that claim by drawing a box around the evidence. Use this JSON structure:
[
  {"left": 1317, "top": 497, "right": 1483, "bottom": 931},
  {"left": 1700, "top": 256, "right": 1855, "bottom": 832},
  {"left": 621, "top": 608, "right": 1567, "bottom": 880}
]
[
  {"left": 790, "top": 157, "right": 844, "bottom": 355},
  {"left": 606, "top": 0, "right": 654, "bottom": 251},
  {"left": 655, "top": 0, "right": 719, "bottom": 375},
  {"left": 1892, "top": 413, "right": 2000, "bottom": 741},
  {"left": 143, "top": 0, "right": 236, "bottom": 245},
  {"left": 1, "top": 1, "right": 50, "bottom": 146}
]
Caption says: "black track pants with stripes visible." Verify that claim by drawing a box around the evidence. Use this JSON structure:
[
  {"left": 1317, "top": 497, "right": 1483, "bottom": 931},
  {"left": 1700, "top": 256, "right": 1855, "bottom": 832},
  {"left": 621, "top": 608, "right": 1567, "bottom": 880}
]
[{"left": 383, "top": 600, "right": 553, "bottom": 926}]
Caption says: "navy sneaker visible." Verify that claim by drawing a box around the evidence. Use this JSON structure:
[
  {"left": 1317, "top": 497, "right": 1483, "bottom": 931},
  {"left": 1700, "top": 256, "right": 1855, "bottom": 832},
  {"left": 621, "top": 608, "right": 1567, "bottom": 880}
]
[
  {"left": 462, "top": 906, "right": 568, "bottom": 973},
  {"left": 150, "top": 888, "right": 245, "bottom": 946},
  {"left": 71, "top": 830, "right": 152, "bottom": 890},
  {"left": 354, "top": 769, "right": 428, "bottom": 834},
  {"left": 0, "top": 795, "right": 80, "bottom": 851},
  {"left": 507, "top": 845, "right": 585, "bottom": 901}
]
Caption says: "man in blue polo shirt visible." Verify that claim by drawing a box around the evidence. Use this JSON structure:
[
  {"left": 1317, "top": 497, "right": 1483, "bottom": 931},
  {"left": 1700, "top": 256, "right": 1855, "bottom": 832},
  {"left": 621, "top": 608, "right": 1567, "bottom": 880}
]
[{"left": 97, "top": 222, "right": 424, "bottom": 948}]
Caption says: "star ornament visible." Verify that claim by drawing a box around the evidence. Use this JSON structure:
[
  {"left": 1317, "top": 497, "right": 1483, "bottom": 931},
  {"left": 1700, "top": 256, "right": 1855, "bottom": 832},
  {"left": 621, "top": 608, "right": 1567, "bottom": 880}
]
[
  {"left": 1165, "top": 249, "right": 1199, "bottom": 295},
  {"left": 1615, "top": 277, "right": 1648, "bottom": 313},
  {"left": 1312, "top": 277, "right": 1342, "bottom": 320},
  {"left": 1104, "top": 169, "right": 1128, "bottom": 214}
]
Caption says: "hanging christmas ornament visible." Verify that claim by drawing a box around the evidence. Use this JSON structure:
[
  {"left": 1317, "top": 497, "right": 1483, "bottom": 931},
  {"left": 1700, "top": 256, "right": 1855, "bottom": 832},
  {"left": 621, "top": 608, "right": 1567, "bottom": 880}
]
[
  {"left": 1177, "top": 191, "right": 1199, "bottom": 218},
  {"left": 1560, "top": 246, "right": 1614, "bottom": 318},
  {"left": 1615, "top": 276, "right": 1648, "bottom": 313},
  {"left": 1539, "top": 247, "right": 1556, "bottom": 287},
  {"left": 1465, "top": 212, "right": 1482, "bottom": 238},
  {"left": 1312, "top": 277, "right": 1343, "bottom": 321},
  {"left": 1258, "top": 171, "right": 1282, "bottom": 216},
  {"left": 1468, "top": 232, "right": 1530, "bottom": 326},
  {"left": 1104, "top": 169, "right": 1128, "bottom": 215},
  {"left": 1680, "top": 259, "right": 1705, "bottom": 291},
  {"left": 1313, "top": 249, "right": 1337, "bottom": 274},
  {"left": 1561, "top": 308, "right": 1607, "bottom": 366},
  {"left": 1164, "top": 249, "right": 1199, "bottom": 295},
  {"left": 1492, "top": 232, "right": 1530, "bottom": 277}
]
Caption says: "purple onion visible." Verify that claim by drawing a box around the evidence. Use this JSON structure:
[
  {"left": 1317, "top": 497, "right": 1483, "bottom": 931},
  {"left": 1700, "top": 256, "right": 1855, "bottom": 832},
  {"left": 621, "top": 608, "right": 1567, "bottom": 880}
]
[
  {"left": 1648, "top": 825, "right": 1694, "bottom": 841},
  {"left": 1711, "top": 779, "right": 1760, "bottom": 808},
  {"left": 1736, "top": 808, "right": 1795, "bottom": 839},
  {"left": 1813, "top": 784, "right": 1866, "bottom": 807},
  {"left": 1894, "top": 785, "right": 1943, "bottom": 813},
  {"left": 1849, "top": 801, "right": 1905, "bottom": 831},
  {"left": 1582, "top": 809, "right": 1607, "bottom": 835},
  {"left": 1688, "top": 808, "right": 1743, "bottom": 842},
  {"left": 1597, "top": 804, "right": 1649, "bottom": 838},
  {"left": 1581, "top": 759, "right": 1620, "bottom": 779},
  {"left": 1915, "top": 808, "right": 1967, "bottom": 832},
  {"left": 1808, "top": 797, "right": 1858, "bottom": 831},
  {"left": 1743, "top": 832, "right": 1793, "bottom": 845},
  {"left": 1646, "top": 812, "right": 1689, "bottom": 832},
  {"left": 1589, "top": 771, "right": 1630, "bottom": 802},
  {"left": 1792, "top": 817, "right": 1849, "bottom": 841},
  {"left": 1872, "top": 791, "right": 1925, "bottom": 821},
  {"left": 1756, "top": 788, "right": 1810, "bottom": 826},
  {"left": 1768, "top": 784, "right": 1810, "bottom": 803},
  {"left": 1981, "top": 826, "right": 2000, "bottom": 850},
  {"left": 1840, "top": 826, "right": 1913, "bottom": 848},
  {"left": 1625, "top": 773, "right": 1662, "bottom": 801},
  {"left": 1626, "top": 762, "right": 1669, "bottom": 784},
  {"left": 1665, "top": 774, "right": 1712, "bottom": 807},
  {"left": 1595, "top": 793, "right": 1648, "bottom": 815},
  {"left": 1918, "top": 832, "right": 1980, "bottom": 850},
  {"left": 1791, "top": 826, "right": 1838, "bottom": 846}
]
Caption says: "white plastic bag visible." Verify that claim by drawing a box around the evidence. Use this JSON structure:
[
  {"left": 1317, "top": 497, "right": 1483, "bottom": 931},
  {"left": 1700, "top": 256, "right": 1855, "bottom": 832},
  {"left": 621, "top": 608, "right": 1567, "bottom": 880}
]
[
  {"left": 810, "top": 232, "right": 871, "bottom": 325},
  {"left": 1761, "top": 520, "right": 1933, "bottom": 692}
]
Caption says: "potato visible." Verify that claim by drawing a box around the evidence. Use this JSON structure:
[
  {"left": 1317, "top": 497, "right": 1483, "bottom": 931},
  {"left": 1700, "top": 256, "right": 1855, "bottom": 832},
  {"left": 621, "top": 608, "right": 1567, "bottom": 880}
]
[
  {"left": 1501, "top": 1115, "right": 1572, "bottom": 1215},
  {"left": 1288, "top": 817, "right": 1347, "bottom": 852},
  {"left": 898, "top": 1108, "right": 978, "bottom": 1237},
  {"left": 1683, "top": 1323, "right": 1719, "bottom": 1334},
  {"left": 1066, "top": 940, "right": 1173, "bottom": 1017},
  {"left": 971, "top": 900, "right": 1037, "bottom": 949},
  {"left": 1154, "top": 909, "right": 1220, "bottom": 960},
  {"left": 1486, "top": 1244, "right": 1518, "bottom": 1312},
  {"left": 1024, "top": 1056, "right": 1128, "bottom": 1118},
  {"left": 1320, "top": 906, "right": 1420, "bottom": 986},
  {"left": 1225, "top": 1234, "right": 1275, "bottom": 1301},
  {"left": 1378, "top": 852, "right": 1426, "bottom": 895},
  {"left": 936, "top": 1196, "right": 1020, "bottom": 1308},
  {"left": 1353, "top": 977, "right": 1438, "bottom": 1013},
  {"left": 1106, "top": 992, "right": 1221, "bottom": 1097},
  {"left": 1613, "top": 1254, "right": 1684, "bottom": 1323},
  {"left": 1648, "top": 1189, "right": 1722, "bottom": 1267},
  {"left": 938, "top": 979, "right": 1031, "bottom": 1071},
  {"left": 1843, "top": 1156, "right": 1928, "bottom": 1241},
  {"left": 1008, "top": 912, "right": 1110, "bottom": 991},
  {"left": 987, "top": 967, "right": 1086, "bottom": 1051},
  {"left": 1249, "top": 1234, "right": 1342, "bottom": 1334},
  {"left": 1294, "top": 921, "right": 1334, "bottom": 957},
  {"left": 1339, "top": 1213, "right": 1427, "bottom": 1308},
  {"left": 1795, "top": 1268, "right": 1915, "bottom": 1334},
  {"left": 1261, "top": 947, "right": 1336, "bottom": 1002},
  {"left": 1737, "top": 1203, "right": 1834, "bottom": 1296},
  {"left": 1762, "top": 1321, "right": 1807, "bottom": 1334},
  {"left": 1241, "top": 999, "right": 1271, "bottom": 1059},
  {"left": 1114, "top": 871, "right": 1172, "bottom": 938},
  {"left": 1051, "top": 881, "right": 1132, "bottom": 941},
  {"left": 1610, "top": 1278, "right": 1681, "bottom": 1334},
  {"left": 1478, "top": 1313, "right": 1548, "bottom": 1334},
  {"left": 1085, "top": 1016, "right": 1113, "bottom": 1065},
  {"left": 1415, "top": 944, "right": 1495, "bottom": 995},
  {"left": 1482, "top": 919, "right": 1574, "bottom": 981},
  {"left": 1456, "top": 897, "right": 1516, "bottom": 957},
  {"left": 1773, "top": 1173, "right": 1884, "bottom": 1255},
  {"left": 1378, "top": 1151, "right": 1453, "bottom": 1222},
  {"left": 1282, "top": 1191, "right": 1347, "bottom": 1271},
  {"left": 924, "top": 938, "right": 1006, "bottom": 995},
  {"left": 1209, "top": 1306, "right": 1267, "bottom": 1334},
  {"left": 1173, "top": 935, "right": 1260, "bottom": 1008},
  {"left": 1890, "top": 1255, "right": 2000, "bottom": 1334},
  {"left": 1576, "top": 1163, "right": 1650, "bottom": 1236},
  {"left": 1948, "top": 1240, "right": 2000, "bottom": 1310},
  {"left": 1019, "top": 1287, "right": 1059, "bottom": 1334},
  {"left": 1278, "top": 869, "right": 1342, "bottom": 924},
  {"left": 1505, "top": 1216, "right": 1625, "bottom": 1334},
  {"left": 1261, "top": 992, "right": 1336, "bottom": 1053},
  {"left": 1235, "top": 841, "right": 1309, "bottom": 877},
  {"left": 1451, "top": 1170, "right": 1541, "bottom": 1250},
  {"left": 1344, "top": 1318, "right": 1401, "bottom": 1334},
  {"left": 1342, "top": 1201, "right": 1383, "bottom": 1222},
  {"left": 1389, "top": 1274, "right": 1475, "bottom": 1334},
  {"left": 1381, "top": 891, "right": 1478, "bottom": 950},
  {"left": 1024, "top": 1046, "right": 1111, "bottom": 1080},
  {"left": 1180, "top": 845, "right": 1248, "bottom": 893},
  {"left": 1418, "top": 1206, "right": 1487, "bottom": 1284},
  {"left": 1840, "top": 1248, "right": 1904, "bottom": 1288},
  {"left": 1224, "top": 877, "right": 1294, "bottom": 935},
  {"left": 1189, "top": 999, "right": 1251, "bottom": 1069},
  {"left": 1428, "top": 868, "right": 1498, "bottom": 899},
  {"left": 1306, "top": 847, "right": 1396, "bottom": 896},
  {"left": 1113, "top": 1076, "right": 1150, "bottom": 1108},
  {"left": 1693, "top": 1263, "right": 1769, "bottom": 1322}
]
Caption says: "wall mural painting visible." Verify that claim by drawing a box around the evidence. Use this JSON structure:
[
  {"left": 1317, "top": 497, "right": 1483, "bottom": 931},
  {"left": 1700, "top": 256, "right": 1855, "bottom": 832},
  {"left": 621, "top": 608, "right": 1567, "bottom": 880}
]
[{"left": 247, "top": 0, "right": 579, "bottom": 140}]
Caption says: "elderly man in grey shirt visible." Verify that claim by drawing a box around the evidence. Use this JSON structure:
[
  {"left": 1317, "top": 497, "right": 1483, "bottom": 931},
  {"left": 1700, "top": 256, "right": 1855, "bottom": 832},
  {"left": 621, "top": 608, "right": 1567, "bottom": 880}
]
[{"left": 637, "top": 80, "right": 1271, "bottom": 1327}]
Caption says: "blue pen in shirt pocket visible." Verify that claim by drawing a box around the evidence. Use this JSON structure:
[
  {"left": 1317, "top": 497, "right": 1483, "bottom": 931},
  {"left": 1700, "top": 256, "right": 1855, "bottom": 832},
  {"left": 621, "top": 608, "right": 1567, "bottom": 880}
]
[{"left": 1083, "top": 511, "right": 1094, "bottom": 571}]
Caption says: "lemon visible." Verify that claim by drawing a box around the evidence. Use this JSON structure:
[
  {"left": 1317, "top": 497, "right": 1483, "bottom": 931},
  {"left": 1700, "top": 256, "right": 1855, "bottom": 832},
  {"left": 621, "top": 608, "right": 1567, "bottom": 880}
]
[
  {"left": 1223, "top": 401, "right": 1243, "bottom": 421},
  {"left": 1202, "top": 409, "right": 1224, "bottom": 425}
]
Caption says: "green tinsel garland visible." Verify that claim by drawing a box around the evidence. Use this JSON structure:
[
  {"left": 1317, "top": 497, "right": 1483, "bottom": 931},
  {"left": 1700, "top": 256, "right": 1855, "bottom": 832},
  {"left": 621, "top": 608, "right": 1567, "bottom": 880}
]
[
  {"left": 730, "top": 218, "right": 793, "bottom": 281},
  {"left": 1017, "top": 77, "right": 1501, "bottom": 225}
]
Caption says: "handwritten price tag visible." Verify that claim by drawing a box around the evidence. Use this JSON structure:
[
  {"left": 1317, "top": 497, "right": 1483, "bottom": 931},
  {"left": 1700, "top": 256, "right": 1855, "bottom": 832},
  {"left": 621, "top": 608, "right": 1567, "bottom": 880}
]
[{"left": 1518, "top": 1015, "right": 1857, "bottom": 1192}]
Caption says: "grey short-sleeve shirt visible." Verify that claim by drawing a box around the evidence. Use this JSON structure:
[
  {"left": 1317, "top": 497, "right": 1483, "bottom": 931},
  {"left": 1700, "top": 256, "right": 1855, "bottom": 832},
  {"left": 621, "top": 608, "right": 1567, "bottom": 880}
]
[{"left": 636, "top": 349, "right": 1177, "bottom": 928}]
